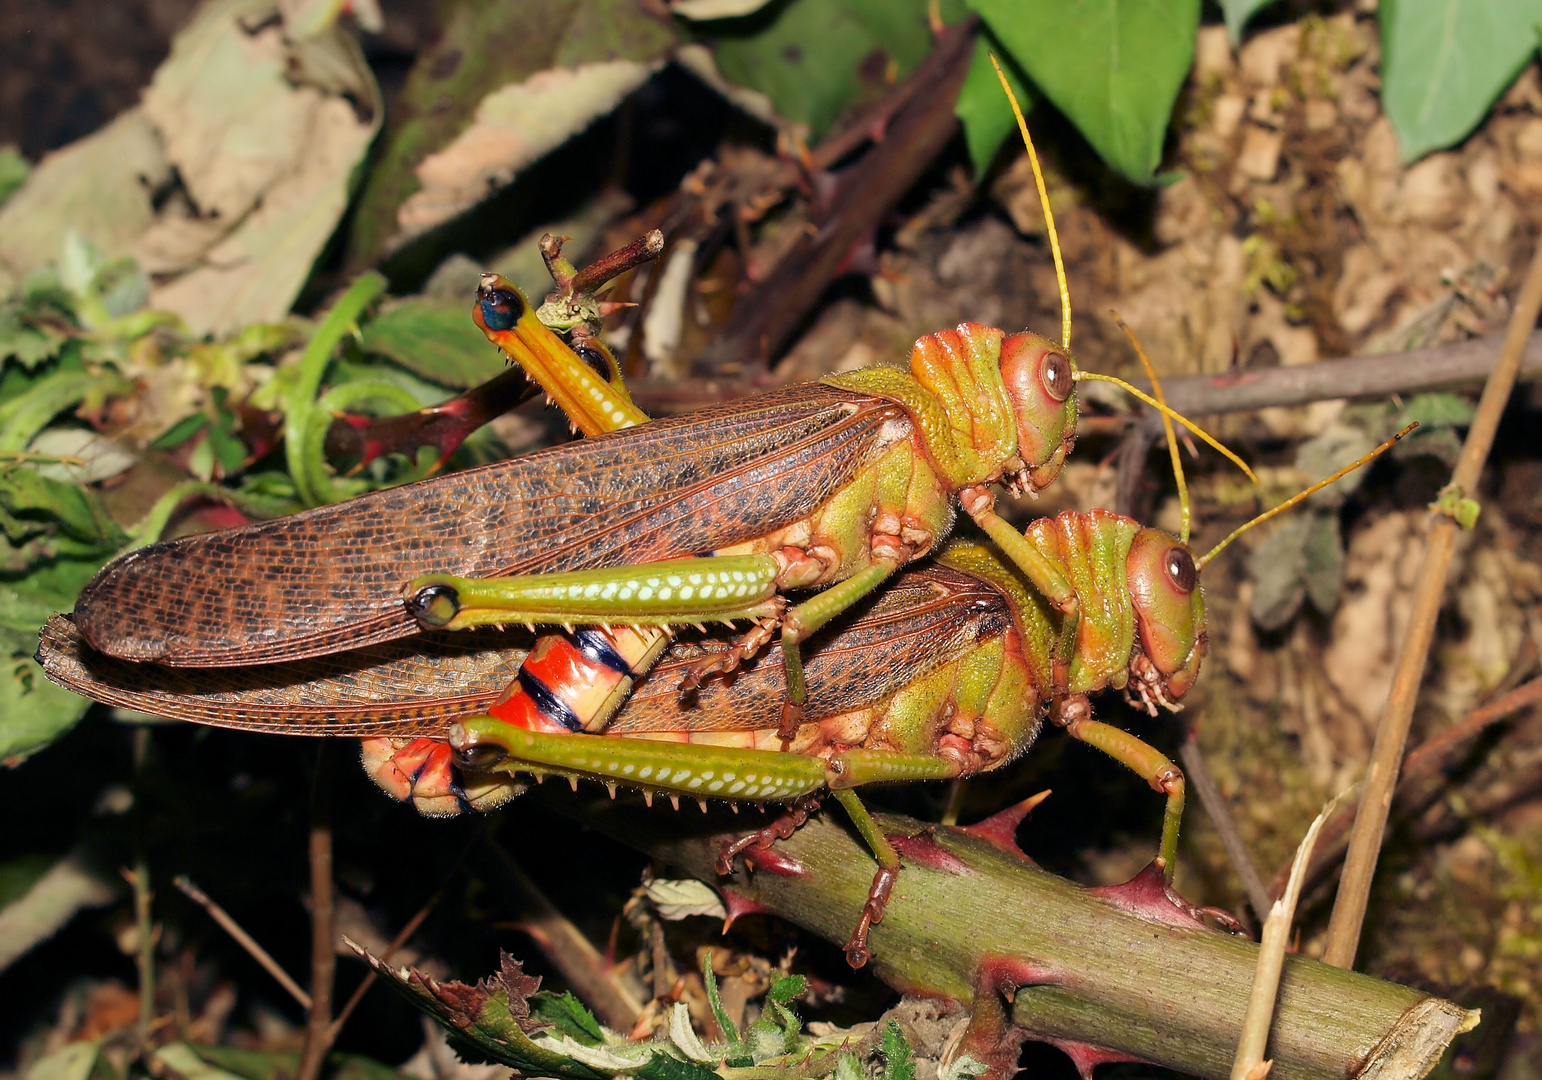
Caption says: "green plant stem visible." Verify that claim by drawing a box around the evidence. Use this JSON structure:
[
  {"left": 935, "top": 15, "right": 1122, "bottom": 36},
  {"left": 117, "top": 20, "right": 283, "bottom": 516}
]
[
  {"left": 552, "top": 791, "right": 1472, "bottom": 1080},
  {"left": 284, "top": 273, "right": 388, "bottom": 507}
]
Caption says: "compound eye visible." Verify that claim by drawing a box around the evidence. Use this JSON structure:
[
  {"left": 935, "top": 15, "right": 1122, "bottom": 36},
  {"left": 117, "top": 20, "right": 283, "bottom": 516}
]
[
  {"left": 476, "top": 284, "right": 524, "bottom": 332},
  {"left": 1041, "top": 351, "right": 1072, "bottom": 402},
  {"left": 1164, "top": 547, "right": 1197, "bottom": 593}
]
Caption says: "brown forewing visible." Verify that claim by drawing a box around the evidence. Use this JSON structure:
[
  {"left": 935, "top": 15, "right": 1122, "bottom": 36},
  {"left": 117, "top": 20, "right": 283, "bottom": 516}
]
[{"left": 73, "top": 384, "right": 904, "bottom": 667}]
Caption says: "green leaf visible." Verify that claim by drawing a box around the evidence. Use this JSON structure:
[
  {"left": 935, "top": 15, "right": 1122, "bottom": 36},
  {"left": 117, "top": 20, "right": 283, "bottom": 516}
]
[
  {"left": 0, "top": 367, "right": 134, "bottom": 453},
  {"left": 1222, "top": 0, "right": 1283, "bottom": 45},
  {"left": 1380, "top": 0, "right": 1542, "bottom": 162},
  {"left": 0, "top": 627, "right": 95, "bottom": 764},
  {"left": 0, "top": 850, "right": 116, "bottom": 972},
  {"left": 1294, "top": 421, "right": 1375, "bottom": 510},
  {"left": 0, "top": 468, "right": 127, "bottom": 549},
  {"left": 1394, "top": 391, "right": 1476, "bottom": 430},
  {"left": 631, "top": 1053, "right": 720, "bottom": 1080},
  {"left": 151, "top": 1046, "right": 248, "bottom": 1080},
  {"left": 702, "top": 952, "right": 742, "bottom": 1047},
  {"left": 709, "top": 0, "right": 948, "bottom": 139},
  {"left": 180, "top": 1047, "right": 298, "bottom": 1080},
  {"left": 0, "top": 147, "right": 28, "bottom": 210},
  {"left": 0, "top": 853, "right": 53, "bottom": 907},
  {"left": 359, "top": 299, "right": 508, "bottom": 389},
  {"left": 0, "top": 322, "right": 64, "bottom": 370},
  {"left": 954, "top": 35, "right": 1036, "bottom": 177},
  {"left": 1247, "top": 513, "right": 1308, "bottom": 632},
  {"left": 878, "top": 1023, "right": 915, "bottom": 1080},
  {"left": 24, "top": 1041, "right": 100, "bottom": 1080},
  {"left": 327, "top": 1055, "right": 401, "bottom": 1080},
  {"left": 1301, "top": 511, "right": 1344, "bottom": 614},
  {"left": 970, "top": 0, "right": 1201, "bottom": 182},
  {"left": 530, "top": 992, "right": 607, "bottom": 1045},
  {"left": 353, "top": 944, "right": 609, "bottom": 1078},
  {"left": 151, "top": 413, "right": 210, "bottom": 451}
]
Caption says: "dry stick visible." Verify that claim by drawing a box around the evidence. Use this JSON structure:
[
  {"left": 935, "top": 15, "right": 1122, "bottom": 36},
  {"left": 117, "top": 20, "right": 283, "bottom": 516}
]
[
  {"left": 482, "top": 837, "right": 645, "bottom": 1031},
  {"left": 1322, "top": 236, "right": 1542, "bottom": 969},
  {"left": 128, "top": 860, "right": 156, "bottom": 1047},
  {"left": 1269, "top": 673, "right": 1542, "bottom": 899},
  {"left": 174, "top": 876, "right": 312, "bottom": 1009},
  {"left": 297, "top": 744, "right": 337, "bottom": 1080},
  {"left": 327, "top": 891, "right": 443, "bottom": 1042},
  {"left": 1179, "top": 736, "right": 1273, "bottom": 923},
  {"left": 1231, "top": 796, "right": 1342, "bottom": 1080}
]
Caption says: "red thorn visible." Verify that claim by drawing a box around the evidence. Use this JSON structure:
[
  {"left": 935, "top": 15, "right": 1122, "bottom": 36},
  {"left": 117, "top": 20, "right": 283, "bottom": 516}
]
[
  {"left": 888, "top": 831, "right": 969, "bottom": 875},
  {"left": 1048, "top": 1040, "right": 1147, "bottom": 1079},
  {"left": 958, "top": 789, "right": 1050, "bottom": 860},
  {"left": 719, "top": 886, "right": 770, "bottom": 931},
  {"left": 1087, "top": 861, "right": 1225, "bottom": 931}
]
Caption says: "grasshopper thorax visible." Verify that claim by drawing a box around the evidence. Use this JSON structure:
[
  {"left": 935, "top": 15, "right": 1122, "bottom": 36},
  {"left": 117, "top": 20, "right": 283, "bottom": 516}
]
[
  {"left": 904, "top": 325, "right": 1077, "bottom": 494},
  {"left": 1126, "top": 528, "right": 1206, "bottom": 709},
  {"left": 999, "top": 332, "right": 1077, "bottom": 493}
]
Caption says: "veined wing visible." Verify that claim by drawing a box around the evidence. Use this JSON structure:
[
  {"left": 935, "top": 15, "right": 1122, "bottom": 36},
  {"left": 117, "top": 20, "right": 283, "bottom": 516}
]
[{"left": 73, "top": 384, "right": 904, "bottom": 667}]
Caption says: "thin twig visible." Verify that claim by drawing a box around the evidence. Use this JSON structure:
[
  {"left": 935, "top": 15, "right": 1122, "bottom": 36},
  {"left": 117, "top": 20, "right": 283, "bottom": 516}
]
[
  {"left": 174, "top": 876, "right": 311, "bottom": 1009},
  {"left": 1268, "top": 674, "right": 1542, "bottom": 899},
  {"left": 1231, "top": 795, "right": 1342, "bottom": 1080},
  {"left": 1323, "top": 234, "right": 1542, "bottom": 968},
  {"left": 328, "top": 890, "right": 443, "bottom": 1042},
  {"left": 698, "top": 19, "right": 977, "bottom": 371},
  {"left": 1143, "top": 328, "right": 1542, "bottom": 417},
  {"left": 1179, "top": 736, "right": 1273, "bottom": 923},
  {"left": 297, "top": 743, "right": 336, "bottom": 1080},
  {"left": 128, "top": 860, "right": 155, "bottom": 1047}
]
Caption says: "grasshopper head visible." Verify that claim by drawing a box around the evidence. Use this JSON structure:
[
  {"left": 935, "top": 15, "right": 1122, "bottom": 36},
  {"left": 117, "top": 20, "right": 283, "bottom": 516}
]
[
  {"left": 1126, "top": 528, "right": 1206, "bottom": 709},
  {"left": 999, "top": 332, "right": 1076, "bottom": 491}
]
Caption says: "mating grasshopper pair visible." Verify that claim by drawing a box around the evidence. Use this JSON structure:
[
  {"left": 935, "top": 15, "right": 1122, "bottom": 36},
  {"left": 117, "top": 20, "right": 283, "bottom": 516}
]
[
  {"left": 38, "top": 270, "right": 1404, "bottom": 964},
  {"left": 38, "top": 71, "right": 1407, "bottom": 965}
]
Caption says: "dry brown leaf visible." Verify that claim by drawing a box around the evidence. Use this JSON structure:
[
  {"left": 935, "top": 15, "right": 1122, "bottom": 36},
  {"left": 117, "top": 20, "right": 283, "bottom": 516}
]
[
  {"left": 142, "top": 0, "right": 319, "bottom": 223},
  {"left": 150, "top": 92, "right": 377, "bottom": 334},
  {"left": 397, "top": 59, "right": 664, "bottom": 242},
  {"left": 0, "top": 109, "right": 169, "bottom": 279}
]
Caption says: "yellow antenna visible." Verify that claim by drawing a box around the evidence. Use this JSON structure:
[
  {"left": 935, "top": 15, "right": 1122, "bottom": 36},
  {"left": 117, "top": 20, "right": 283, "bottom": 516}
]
[
  {"left": 1196, "top": 422, "right": 1418, "bottom": 570},
  {"left": 1074, "top": 370, "right": 1258, "bottom": 484},
  {"left": 989, "top": 51, "right": 1258, "bottom": 494},
  {"left": 990, "top": 54, "right": 1070, "bottom": 351},
  {"left": 1113, "top": 313, "right": 1189, "bottom": 542}
]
